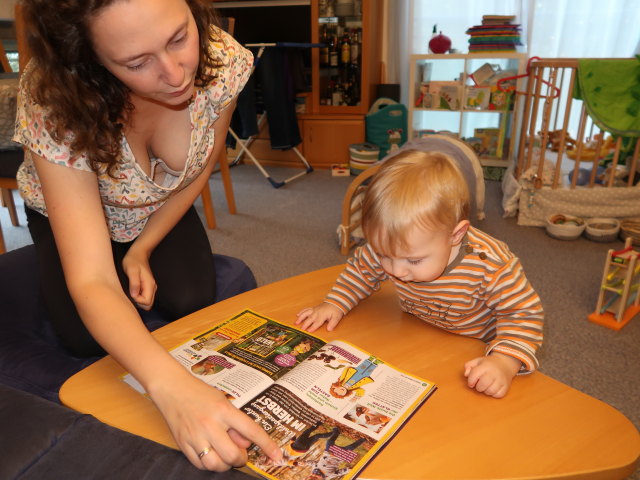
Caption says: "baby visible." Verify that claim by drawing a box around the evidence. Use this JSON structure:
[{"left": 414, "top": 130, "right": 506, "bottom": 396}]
[{"left": 297, "top": 150, "right": 544, "bottom": 398}]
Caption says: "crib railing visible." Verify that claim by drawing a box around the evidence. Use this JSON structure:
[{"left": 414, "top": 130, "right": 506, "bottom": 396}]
[{"left": 514, "top": 58, "right": 640, "bottom": 189}]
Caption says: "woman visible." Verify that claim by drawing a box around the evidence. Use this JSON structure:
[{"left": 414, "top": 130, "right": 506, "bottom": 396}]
[{"left": 14, "top": 0, "right": 280, "bottom": 471}]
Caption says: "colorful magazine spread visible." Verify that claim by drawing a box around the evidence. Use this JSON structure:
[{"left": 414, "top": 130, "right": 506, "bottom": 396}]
[{"left": 123, "top": 309, "right": 437, "bottom": 480}]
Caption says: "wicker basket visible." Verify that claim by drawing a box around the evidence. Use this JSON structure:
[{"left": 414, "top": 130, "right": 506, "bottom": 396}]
[{"left": 619, "top": 218, "right": 640, "bottom": 246}]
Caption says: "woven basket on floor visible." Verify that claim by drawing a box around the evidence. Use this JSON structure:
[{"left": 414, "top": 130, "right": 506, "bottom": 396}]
[{"left": 619, "top": 218, "right": 640, "bottom": 245}]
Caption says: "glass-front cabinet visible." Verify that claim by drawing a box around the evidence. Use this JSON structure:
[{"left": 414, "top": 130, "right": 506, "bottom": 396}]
[{"left": 309, "top": 0, "right": 380, "bottom": 115}]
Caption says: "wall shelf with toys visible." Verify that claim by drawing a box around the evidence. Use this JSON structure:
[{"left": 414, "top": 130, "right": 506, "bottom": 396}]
[{"left": 408, "top": 53, "right": 527, "bottom": 167}]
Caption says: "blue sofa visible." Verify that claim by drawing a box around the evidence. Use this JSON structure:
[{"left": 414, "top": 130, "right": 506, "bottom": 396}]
[{"left": 0, "top": 244, "right": 258, "bottom": 479}]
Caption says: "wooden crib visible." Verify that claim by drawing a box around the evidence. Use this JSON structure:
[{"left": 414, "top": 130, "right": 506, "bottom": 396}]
[{"left": 507, "top": 58, "right": 640, "bottom": 226}]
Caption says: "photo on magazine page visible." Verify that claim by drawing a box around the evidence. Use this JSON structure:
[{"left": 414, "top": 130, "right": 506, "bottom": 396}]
[
  {"left": 122, "top": 310, "right": 326, "bottom": 403},
  {"left": 240, "top": 342, "right": 436, "bottom": 480},
  {"left": 274, "top": 342, "right": 436, "bottom": 440},
  {"left": 243, "top": 384, "right": 376, "bottom": 480},
  {"left": 189, "top": 311, "right": 325, "bottom": 381}
]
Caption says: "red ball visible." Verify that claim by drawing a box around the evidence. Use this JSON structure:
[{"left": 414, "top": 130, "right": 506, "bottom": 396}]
[{"left": 429, "top": 33, "right": 452, "bottom": 54}]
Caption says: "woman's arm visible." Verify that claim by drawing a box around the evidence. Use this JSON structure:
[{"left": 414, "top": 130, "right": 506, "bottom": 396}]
[{"left": 32, "top": 101, "right": 280, "bottom": 471}]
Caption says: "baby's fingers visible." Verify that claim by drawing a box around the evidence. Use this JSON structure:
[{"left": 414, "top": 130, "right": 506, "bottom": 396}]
[
  {"left": 326, "top": 316, "right": 342, "bottom": 332},
  {"left": 295, "top": 308, "right": 313, "bottom": 324},
  {"left": 464, "top": 357, "right": 481, "bottom": 377},
  {"left": 299, "top": 317, "right": 324, "bottom": 332}
]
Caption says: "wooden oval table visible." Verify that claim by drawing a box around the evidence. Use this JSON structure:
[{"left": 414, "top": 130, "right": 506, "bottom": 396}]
[{"left": 60, "top": 265, "right": 640, "bottom": 479}]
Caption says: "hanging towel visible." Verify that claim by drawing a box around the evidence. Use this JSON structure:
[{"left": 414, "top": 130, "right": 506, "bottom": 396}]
[{"left": 574, "top": 57, "right": 640, "bottom": 137}]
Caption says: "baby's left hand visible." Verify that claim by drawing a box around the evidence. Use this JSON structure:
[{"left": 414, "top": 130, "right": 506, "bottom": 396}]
[{"left": 464, "top": 353, "right": 522, "bottom": 398}]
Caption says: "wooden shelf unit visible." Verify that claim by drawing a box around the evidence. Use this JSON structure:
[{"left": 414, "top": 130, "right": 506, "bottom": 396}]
[{"left": 408, "top": 53, "right": 527, "bottom": 168}]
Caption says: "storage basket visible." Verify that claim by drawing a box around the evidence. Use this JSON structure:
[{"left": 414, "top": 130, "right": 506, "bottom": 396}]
[
  {"left": 365, "top": 98, "right": 408, "bottom": 159},
  {"left": 349, "top": 143, "right": 379, "bottom": 175},
  {"left": 619, "top": 218, "right": 640, "bottom": 245}
]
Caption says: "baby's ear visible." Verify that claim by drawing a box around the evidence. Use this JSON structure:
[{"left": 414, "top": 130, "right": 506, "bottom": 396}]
[{"left": 451, "top": 220, "right": 470, "bottom": 245}]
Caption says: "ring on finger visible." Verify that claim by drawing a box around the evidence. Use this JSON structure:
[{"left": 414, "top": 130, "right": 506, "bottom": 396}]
[{"left": 198, "top": 447, "right": 212, "bottom": 459}]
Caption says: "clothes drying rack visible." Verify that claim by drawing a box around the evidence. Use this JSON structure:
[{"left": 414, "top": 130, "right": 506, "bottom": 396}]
[{"left": 229, "top": 42, "right": 320, "bottom": 188}]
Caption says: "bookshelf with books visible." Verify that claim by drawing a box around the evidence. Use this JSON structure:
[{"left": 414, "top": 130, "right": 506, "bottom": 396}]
[{"left": 408, "top": 52, "right": 527, "bottom": 167}]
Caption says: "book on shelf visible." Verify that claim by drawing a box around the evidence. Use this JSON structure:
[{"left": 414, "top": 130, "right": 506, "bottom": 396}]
[
  {"left": 465, "top": 86, "right": 491, "bottom": 109},
  {"left": 473, "top": 127, "right": 502, "bottom": 157},
  {"left": 123, "top": 309, "right": 437, "bottom": 480},
  {"left": 481, "top": 14, "right": 517, "bottom": 25},
  {"left": 466, "top": 23, "right": 522, "bottom": 53},
  {"left": 469, "top": 62, "right": 498, "bottom": 86},
  {"left": 488, "top": 85, "right": 514, "bottom": 111},
  {"left": 424, "top": 81, "right": 461, "bottom": 110}
]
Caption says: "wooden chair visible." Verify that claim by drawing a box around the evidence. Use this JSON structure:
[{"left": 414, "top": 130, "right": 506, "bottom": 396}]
[
  {"left": 338, "top": 136, "right": 487, "bottom": 256},
  {"left": 0, "top": 29, "right": 21, "bottom": 254},
  {"left": 200, "top": 16, "right": 238, "bottom": 229},
  {"left": 338, "top": 165, "right": 380, "bottom": 255}
]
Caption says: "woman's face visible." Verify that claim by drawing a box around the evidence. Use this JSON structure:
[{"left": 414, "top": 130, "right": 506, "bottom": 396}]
[{"left": 88, "top": 0, "right": 200, "bottom": 106}]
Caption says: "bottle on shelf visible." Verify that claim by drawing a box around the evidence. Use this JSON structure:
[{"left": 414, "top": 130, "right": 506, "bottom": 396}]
[
  {"left": 329, "top": 32, "right": 339, "bottom": 68},
  {"left": 322, "top": 80, "right": 330, "bottom": 105},
  {"left": 340, "top": 31, "right": 351, "bottom": 65},
  {"left": 320, "top": 0, "right": 335, "bottom": 17},
  {"left": 350, "top": 29, "right": 359, "bottom": 65},
  {"left": 320, "top": 26, "right": 329, "bottom": 67},
  {"left": 331, "top": 79, "right": 344, "bottom": 106},
  {"left": 428, "top": 24, "right": 437, "bottom": 54},
  {"left": 351, "top": 77, "right": 360, "bottom": 105}
]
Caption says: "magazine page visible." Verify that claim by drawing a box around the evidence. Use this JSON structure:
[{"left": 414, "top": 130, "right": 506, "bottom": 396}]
[
  {"left": 242, "top": 341, "right": 436, "bottom": 480},
  {"left": 123, "top": 310, "right": 326, "bottom": 406}
]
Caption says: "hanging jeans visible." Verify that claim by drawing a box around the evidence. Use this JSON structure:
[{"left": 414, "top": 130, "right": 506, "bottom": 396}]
[
  {"left": 257, "top": 47, "right": 302, "bottom": 149},
  {"left": 230, "top": 47, "right": 302, "bottom": 150}
]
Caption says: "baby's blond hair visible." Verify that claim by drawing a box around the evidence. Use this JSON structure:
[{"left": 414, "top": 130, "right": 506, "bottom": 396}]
[{"left": 362, "top": 150, "right": 470, "bottom": 256}]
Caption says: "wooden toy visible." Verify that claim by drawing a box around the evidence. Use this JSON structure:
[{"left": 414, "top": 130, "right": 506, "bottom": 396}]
[{"left": 588, "top": 237, "right": 640, "bottom": 330}]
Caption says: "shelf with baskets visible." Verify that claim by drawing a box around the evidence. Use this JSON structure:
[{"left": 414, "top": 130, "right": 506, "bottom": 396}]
[{"left": 408, "top": 53, "right": 527, "bottom": 167}]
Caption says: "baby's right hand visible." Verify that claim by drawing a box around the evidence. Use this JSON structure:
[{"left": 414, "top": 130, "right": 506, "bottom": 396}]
[{"left": 295, "top": 303, "right": 344, "bottom": 332}]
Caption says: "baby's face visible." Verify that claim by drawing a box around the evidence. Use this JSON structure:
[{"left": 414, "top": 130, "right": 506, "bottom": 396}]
[{"left": 376, "top": 226, "right": 457, "bottom": 283}]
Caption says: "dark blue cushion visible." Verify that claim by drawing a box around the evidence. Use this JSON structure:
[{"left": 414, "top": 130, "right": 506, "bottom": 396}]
[
  {"left": 0, "top": 384, "right": 255, "bottom": 479},
  {"left": 0, "top": 245, "right": 256, "bottom": 402}
]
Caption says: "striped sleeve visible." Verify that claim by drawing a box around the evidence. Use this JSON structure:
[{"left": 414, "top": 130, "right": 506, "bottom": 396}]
[
  {"left": 484, "top": 257, "right": 544, "bottom": 373},
  {"left": 325, "top": 244, "right": 387, "bottom": 314}
]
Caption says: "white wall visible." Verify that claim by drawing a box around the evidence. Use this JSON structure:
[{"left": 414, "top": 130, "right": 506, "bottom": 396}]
[{"left": 0, "top": 0, "right": 17, "bottom": 19}]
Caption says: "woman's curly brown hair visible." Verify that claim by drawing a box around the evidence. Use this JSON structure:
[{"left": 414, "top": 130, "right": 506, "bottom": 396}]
[{"left": 22, "top": 0, "right": 222, "bottom": 176}]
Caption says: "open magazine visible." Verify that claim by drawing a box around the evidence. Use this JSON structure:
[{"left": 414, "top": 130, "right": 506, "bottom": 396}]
[{"left": 123, "top": 309, "right": 437, "bottom": 480}]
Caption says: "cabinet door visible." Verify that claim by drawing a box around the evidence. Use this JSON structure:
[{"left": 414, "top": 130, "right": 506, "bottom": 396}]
[
  {"left": 311, "top": 0, "right": 381, "bottom": 115},
  {"left": 302, "top": 118, "right": 364, "bottom": 166}
]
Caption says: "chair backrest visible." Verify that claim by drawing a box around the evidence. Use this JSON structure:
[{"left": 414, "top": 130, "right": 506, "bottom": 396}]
[
  {"left": 0, "top": 40, "right": 11, "bottom": 73},
  {"left": 384, "top": 135, "right": 486, "bottom": 223},
  {"left": 338, "top": 135, "right": 487, "bottom": 255},
  {"left": 14, "top": 3, "right": 29, "bottom": 73},
  {"left": 219, "top": 16, "right": 235, "bottom": 36}
]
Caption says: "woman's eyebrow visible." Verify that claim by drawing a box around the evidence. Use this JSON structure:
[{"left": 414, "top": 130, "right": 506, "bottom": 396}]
[{"left": 115, "top": 21, "right": 188, "bottom": 63}]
